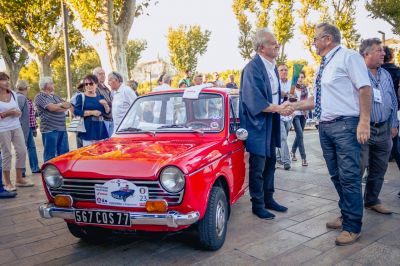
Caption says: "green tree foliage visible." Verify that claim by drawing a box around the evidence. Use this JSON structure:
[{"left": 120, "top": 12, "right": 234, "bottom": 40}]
[
  {"left": 331, "top": 0, "right": 360, "bottom": 49},
  {"left": 0, "top": 0, "right": 63, "bottom": 77},
  {"left": 273, "top": 0, "right": 295, "bottom": 65},
  {"left": 167, "top": 25, "right": 211, "bottom": 74},
  {"left": 232, "top": 0, "right": 273, "bottom": 60},
  {"left": 366, "top": 0, "right": 400, "bottom": 35},
  {"left": 126, "top": 39, "right": 147, "bottom": 79}
]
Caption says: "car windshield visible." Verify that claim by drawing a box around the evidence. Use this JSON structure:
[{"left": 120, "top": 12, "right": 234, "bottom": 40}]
[{"left": 117, "top": 92, "right": 224, "bottom": 133}]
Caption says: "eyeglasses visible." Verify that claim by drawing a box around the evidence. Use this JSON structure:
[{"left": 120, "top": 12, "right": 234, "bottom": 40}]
[
  {"left": 85, "top": 82, "right": 94, "bottom": 86},
  {"left": 313, "top": 35, "right": 329, "bottom": 43}
]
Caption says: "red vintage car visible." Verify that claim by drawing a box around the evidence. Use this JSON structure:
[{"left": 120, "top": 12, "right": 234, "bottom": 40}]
[{"left": 39, "top": 86, "right": 248, "bottom": 250}]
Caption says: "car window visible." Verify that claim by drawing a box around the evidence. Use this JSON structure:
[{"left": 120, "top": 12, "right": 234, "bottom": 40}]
[
  {"left": 229, "top": 96, "right": 240, "bottom": 132},
  {"left": 117, "top": 92, "right": 224, "bottom": 133}
]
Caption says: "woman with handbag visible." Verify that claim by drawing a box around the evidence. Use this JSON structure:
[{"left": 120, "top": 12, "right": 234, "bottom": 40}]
[{"left": 74, "top": 74, "right": 110, "bottom": 147}]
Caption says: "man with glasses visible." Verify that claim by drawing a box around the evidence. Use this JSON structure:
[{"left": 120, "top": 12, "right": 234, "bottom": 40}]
[
  {"left": 289, "top": 23, "right": 372, "bottom": 245},
  {"left": 93, "top": 67, "right": 113, "bottom": 137},
  {"left": 239, "top": 28, "right": 294, "bottom": 220}
]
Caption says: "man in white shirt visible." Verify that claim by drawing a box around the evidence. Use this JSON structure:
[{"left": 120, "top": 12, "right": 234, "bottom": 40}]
[
  {"left": 108, "top": 71, "right": 137, "bottom": 133},
  {"left": 276, "top": 64, "right": 292, "bottom": 170},
  {"left": 152, "top": 74, "right": 173, "bottom": 92},
  {"left": 290, "top": 23, "right": 371, "bottom": 246}
]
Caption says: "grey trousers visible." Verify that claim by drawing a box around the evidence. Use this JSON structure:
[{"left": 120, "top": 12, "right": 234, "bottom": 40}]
[{"left": 360, "top": 122, "right": 392, "bottom": 207}]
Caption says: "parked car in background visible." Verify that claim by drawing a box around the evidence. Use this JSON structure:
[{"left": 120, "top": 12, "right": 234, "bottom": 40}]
[{"left": 39, "top": 86, "right": 248, "bottom": 250}]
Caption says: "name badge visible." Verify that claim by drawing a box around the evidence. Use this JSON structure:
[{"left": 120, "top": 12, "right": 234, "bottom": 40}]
[{"left": 373, "top": 88, "right": 382, "bottom": 104}]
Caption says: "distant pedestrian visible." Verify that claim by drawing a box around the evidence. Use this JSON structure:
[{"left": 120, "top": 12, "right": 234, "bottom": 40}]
[
  {"left": 225, "top": 74, "right": 238, "bottom": 89},
  {"left": 0, "top": 72, "right": 33, "bottom": 191},
  {"left": 108, "top": 72, "right": 137, "bottom": 132},
  {"left": 239, "top": 28, "right": 293, "bottom": 220},
  {"left": 35, "top": 76, "right": 71, "bottom": 162},
  {"left": 74, "top": 75, "right": 110, "bottom": 147},
  {"left": 291, "top": 71, "right": 309, "bottom": 166},
  {"left": 213, "top": 72, "right": 224, "bottom": 87},
  {"left": 276, "top": 64, "right": 292, "bottom": 170},
  {"left": 93, "top": 67, "right": 113, "bottom": 137},
  {"left": 193, "top": 73, "right": 203, "bottom": 86},
  {"left": 70, "top": 82, "right": 85, "bottom": 149},
  {"left": 153, "top": 75, "right": 172, "bottom": 92},
  {"left": 360, "top": 38, "right": 398, "bottom": 214},
  {"left": 16, "top": 80, "right": 40, "bottom": 175}
]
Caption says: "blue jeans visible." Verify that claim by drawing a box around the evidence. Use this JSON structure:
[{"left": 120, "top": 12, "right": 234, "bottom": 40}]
[
  {"left": 27, "top": 128, "right": 40, "bottom": 172},
  {"left": 104, "top": 120, "right": 114, "bottom": 136},
  {"left": 42, "top": 130, "right": 69, "bottom": 162},
  {"left": 319, "top": 117, "right": 363, "bottom": 233},
  {"left": 277, "top": 119, "right": 292, "bottom": 164},
  {"left": 292, "top": 115, "right": 307, "bottom": 159},
  {"left": 0, "top": 155, "right": 3, "bottom": 192}
]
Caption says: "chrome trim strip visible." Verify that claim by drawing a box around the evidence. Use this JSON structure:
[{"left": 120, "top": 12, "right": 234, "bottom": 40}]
[{"left": 38, "top": 203, "right": 199, "bottom": 228}]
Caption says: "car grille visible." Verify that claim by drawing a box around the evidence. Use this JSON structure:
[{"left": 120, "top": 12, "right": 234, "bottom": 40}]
[{"left": 48, "top": 178, "right": 184, "bottom": 205}]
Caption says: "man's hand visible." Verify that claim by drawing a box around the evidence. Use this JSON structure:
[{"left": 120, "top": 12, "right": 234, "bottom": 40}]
[
  {"left": 357, "top": 121, "right": 370, "bottom": 144},
  {"left": 60, "top": 102, "right": 71, "bottom": 109},
  {"left": 279, "top": 102, "right": 295, "bottom": 116},
  {"left": 391, "top": 127, "right": 398, "bottom": 138}
]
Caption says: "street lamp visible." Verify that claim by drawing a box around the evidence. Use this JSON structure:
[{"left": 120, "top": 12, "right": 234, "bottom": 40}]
[{"left": 378, "top": 30, "right": 386, "bottom": 45}]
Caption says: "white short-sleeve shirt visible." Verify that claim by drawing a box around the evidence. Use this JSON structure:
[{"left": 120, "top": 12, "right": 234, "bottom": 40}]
[
  {"left": 112, "top": 84, "right": 137, "bottom": 131},
  {"left": 314, "top": 46, "right": 371, "bottom": 121}
]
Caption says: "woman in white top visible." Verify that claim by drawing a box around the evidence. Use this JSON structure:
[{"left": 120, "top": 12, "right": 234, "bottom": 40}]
[
  {"left": 0, "top": 72, "right": 33, "bottom": 192},
  {"left": 291, "top": 71, "right": 309, "bottom": 166}
]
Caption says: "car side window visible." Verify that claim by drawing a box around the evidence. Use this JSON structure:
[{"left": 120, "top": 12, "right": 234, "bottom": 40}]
[{"left": 229, "top": 96, "right": 240, "bottom": 133}]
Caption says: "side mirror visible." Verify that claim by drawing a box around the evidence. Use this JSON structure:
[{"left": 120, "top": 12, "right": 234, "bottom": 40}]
[{"left": 236, "top": 128, "right": 248, "bottom": 141}]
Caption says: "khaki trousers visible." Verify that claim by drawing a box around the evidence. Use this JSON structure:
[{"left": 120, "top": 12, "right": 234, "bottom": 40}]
[{"left": 0, "top": 127, "right": 27, "bottom": 171}]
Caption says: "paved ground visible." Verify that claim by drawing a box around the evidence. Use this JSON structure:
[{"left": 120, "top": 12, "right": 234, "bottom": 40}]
[{"left": 1, "top": 130, "right": 400, "bottom": 266}]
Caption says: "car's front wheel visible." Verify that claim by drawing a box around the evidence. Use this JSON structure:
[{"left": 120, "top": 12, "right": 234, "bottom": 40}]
[
  {"left": 198, "top": 186, "right": 228, "bottom": 250},
  {"left": 67, "top": 223, "right": 108, "bottom": 243}
]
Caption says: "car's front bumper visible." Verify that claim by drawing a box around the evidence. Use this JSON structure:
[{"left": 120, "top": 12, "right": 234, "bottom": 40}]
[{"left": 38, "top": 203, "right": 200, "bottom": 228}]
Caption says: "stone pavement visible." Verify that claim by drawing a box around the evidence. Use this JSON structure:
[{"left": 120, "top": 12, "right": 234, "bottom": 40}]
[{"left": 1, "top": 131, "right": 400, "bottom": 266}]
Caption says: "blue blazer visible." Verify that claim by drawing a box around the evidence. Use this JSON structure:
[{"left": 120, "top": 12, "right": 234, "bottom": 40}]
[{"left": 239, "top": 54, "right": 281, "bottom": 157}]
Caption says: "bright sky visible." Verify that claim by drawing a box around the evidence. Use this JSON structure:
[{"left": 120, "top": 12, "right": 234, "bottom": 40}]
[
  {"left": 130, "top": 0, "right": 396, "bottom": 72},
  {"left": 0, "top": 1, "right": 396, "bottom": 73}
]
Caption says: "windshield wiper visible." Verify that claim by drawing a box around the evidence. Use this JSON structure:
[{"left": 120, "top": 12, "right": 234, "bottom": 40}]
[
  {"left": 118, "top": 127, "right": 156, "bottom": 136},
  {"left": 157, "top": 124, "right": 204, "bottom": 135}
]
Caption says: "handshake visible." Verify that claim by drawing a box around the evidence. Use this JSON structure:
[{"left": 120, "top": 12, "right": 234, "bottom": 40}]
[{"left": 277, "top": 101, "right": 296, "bottom": 116}]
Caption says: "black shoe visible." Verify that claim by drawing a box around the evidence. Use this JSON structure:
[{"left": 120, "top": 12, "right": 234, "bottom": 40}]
[
  {"left": 398, "top": 191, "right": 400, "bottom": 198},
  {"left": 0, "top": 190, "right": 17, "bottom": 198},
  {"left": 265, "top": 199, "right": 288, "bottom": 212},
  {"left": 284, "top": 163, "right": 291, "bottom": 170},
  {"left": 32, "top": 170, "right": 41, "bottom": 173},
  {"left": 252, "top": 207, "right": 275, "bottom": 219}
]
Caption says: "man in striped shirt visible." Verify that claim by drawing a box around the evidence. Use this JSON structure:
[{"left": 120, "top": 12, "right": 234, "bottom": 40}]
[
  {"left": 34, "top": 77, "right": 71, "bottom": 162},
  {"left": 360, "top": 38, "right": 399, "bottom": 215}
]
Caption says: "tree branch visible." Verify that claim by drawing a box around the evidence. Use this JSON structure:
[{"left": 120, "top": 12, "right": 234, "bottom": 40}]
[
  {"left": 0, "top": 30, "right": 13, "bottom": 67},
  {"left": 46, "top": 34, "right": 62, "bottom": 62},
  {"left": 117, "top": 0, "right": 136, "bottom": 38},
  {"left": 5, "top": 23, "right": 36, "bottom": 57}
]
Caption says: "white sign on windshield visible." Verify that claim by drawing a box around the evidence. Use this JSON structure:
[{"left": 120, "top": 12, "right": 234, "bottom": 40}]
[{"left": 183, "top": 83, "right": 213, "bottom": 99}]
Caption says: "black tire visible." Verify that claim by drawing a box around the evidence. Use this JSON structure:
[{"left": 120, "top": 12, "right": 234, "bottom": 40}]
[
  {"left": 67, "top": 223, "right": 108, "bottom": 243},
  {"left": 198, "top": 186, "right": 228, "bottom": 251}
]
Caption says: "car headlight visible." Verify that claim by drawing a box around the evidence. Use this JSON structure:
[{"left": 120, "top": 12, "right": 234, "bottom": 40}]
[
  {"left": 160, "top": 166, "right": 185, "bottom": 193},
  {"left": 43, "top": 165, "right": 63, "bottom": 188}
]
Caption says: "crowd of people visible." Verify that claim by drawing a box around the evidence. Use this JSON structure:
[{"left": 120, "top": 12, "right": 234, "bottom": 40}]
[
  {"left": 0, "top": 21, "right": 399, "bottom": 249},
  {"left": 239, "top": 23, "right": 400, "bottom": 246}
]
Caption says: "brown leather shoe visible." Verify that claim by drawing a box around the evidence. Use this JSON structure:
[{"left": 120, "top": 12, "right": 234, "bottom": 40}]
[
  {"left": 335, "top": 231, "right": 360, "bottom": 246},
  {"left": 366, "top": 204, "right": 392, "bottom": 215},
  {"left": 326, "top": 217, "right": 342, "bottom": 229}
]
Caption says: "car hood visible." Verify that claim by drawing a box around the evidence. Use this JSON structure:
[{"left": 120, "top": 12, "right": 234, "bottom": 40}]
[{"left": 52, "top": 137, "right": 224, "bottom": 179}]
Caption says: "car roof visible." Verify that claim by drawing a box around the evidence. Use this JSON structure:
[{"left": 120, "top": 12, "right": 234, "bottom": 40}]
[{"left": 147, "top": 85, "right": 239, "bottom": 97}]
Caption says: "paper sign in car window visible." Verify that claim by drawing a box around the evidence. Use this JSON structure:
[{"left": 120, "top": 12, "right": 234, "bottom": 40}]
[{"left": 183, "top": 83, "right": 213, "bottom": 99}]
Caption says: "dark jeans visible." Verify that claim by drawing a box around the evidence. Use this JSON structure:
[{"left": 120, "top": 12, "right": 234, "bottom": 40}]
[
  {"left": 391, "top": 132, "right": 400, "bottom": 170},
  {"left": 361, "top": 122, "right": 392, "bottom": 206},
  {"left": 42, "top": 130, "right": 69, "bottom": 162},
  {"left": 319, "top": 117, "right": 363, "bottom": 233},
  {"left": 249, "top": 131, "right": 277, "bottom": 209},
  {"left": 292, "top": 115, "right": 306, "bottom": 159}
]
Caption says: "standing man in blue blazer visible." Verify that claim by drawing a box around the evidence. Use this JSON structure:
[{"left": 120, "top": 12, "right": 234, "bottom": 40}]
[{"left": 239, "top": 28, "right": 294, "bottom": 219}]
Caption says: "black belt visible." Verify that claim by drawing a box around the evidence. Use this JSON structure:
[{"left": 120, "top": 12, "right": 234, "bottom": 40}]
[
  {"left": 370, "top": 121, "right": 386, "bottom": 127},
  {"left": 319, "top": 116, "right": 356, "bottom": 124}
]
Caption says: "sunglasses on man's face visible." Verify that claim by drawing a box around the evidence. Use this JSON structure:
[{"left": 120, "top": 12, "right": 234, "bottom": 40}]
[{"left": 85, "top": 82, "right": 94, "bottom": 86}]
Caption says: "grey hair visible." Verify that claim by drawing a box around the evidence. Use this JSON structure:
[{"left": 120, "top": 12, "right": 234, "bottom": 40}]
[
  {"left": 108, "top": 71, "right": 123, "bottom": 83},
  {"left": 359, "top": 38, "right": 382, "bottom": 57},
  {"left": 92, "top": 67, "right": 105, "bottom": 76},
  {"left": 316, "top": 23, "right": 341, "bottom": 44},
  {"left": 16, "top": 80, "right": 29, "bottom": 91},
  {"left": 39, "top": 76, "right": 53, "bottom": 90},
  {"left": 253, "top": 28, "right": 273, "bottom": 52},
  {"left": 162, "top": 74, "right": 172, "bottom": 84}
]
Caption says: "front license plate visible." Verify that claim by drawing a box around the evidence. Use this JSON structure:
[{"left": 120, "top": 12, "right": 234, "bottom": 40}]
[{"left": 75, "top": 210, "right": 131, "bottom": 226}]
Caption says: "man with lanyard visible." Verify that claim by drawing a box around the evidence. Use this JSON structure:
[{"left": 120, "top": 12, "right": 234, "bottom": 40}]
[
  {"left": 359, "top": 38, "right": 398, "bottom": 215},
  {"left": 289, "top": 23, "right": 371, "bottom": 245},
  {"left": 239, "top": 28, "right": 294, "bottom": 220},
  {"left": 93, "top": 67, "right": 113, "bottom": 137}
]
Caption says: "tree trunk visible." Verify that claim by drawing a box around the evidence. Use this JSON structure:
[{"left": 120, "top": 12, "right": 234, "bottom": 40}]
[{"left": 36, "top": 56, "right": 52, "bottom": 78}]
